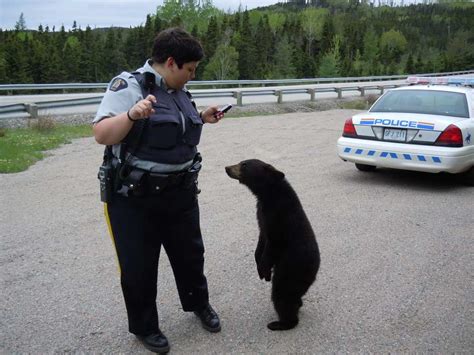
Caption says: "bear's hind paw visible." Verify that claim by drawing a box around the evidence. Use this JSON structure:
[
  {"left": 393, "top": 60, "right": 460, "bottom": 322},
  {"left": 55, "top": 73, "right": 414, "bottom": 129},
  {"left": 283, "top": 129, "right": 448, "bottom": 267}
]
[{"left": 267, "top": 320, "right": 298, "bottom": 331}]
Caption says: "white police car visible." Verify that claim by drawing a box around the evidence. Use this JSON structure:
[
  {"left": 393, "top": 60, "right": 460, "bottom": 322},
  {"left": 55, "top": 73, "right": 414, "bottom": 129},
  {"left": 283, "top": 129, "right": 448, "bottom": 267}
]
[{"left": 337, "top": 76, "right": 474, "bottom": 185}]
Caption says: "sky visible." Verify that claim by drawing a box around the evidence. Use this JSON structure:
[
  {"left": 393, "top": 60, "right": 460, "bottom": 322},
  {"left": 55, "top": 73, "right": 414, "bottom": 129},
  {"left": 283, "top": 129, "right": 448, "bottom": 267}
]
[{"left": 0, "top": 0, "right": 280, "bottom": 30}]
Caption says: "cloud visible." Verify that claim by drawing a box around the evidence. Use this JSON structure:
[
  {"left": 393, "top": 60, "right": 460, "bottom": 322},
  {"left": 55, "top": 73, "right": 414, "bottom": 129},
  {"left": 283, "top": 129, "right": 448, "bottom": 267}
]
[
  {"left": 1, "top": 0, "right": 280, "bottom": 30},
  {"left": 1, "top": 0, "right": 159, "bottom": 29}
]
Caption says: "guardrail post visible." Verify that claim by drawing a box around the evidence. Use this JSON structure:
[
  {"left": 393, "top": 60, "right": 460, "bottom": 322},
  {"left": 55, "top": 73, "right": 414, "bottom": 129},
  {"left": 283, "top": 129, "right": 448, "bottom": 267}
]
[
  {"left": 233, "top": 91, "right": 243, "bottom": 106},
  {"left": 308, "top": 89, "right": 315, "bottom": 101},
  {"left": 378, "top": 86, "right": 384, "bottom": 95},
  {"left": 336, "top": 88, "right": 342, "bottom": 99},
  {"left": 25, "top": 103, "right": 39, "bottom": 118},
  {"left": 358, "top": 87, "right": 365, "bottom": 96},
  {"left": 275, "top": 90, "right": 283, "bottom": 104}
]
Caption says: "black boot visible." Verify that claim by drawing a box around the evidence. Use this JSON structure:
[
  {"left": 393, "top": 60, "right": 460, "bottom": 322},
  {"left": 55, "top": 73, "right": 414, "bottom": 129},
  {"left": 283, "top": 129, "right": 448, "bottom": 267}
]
[
  {"left": 194, "top": 304, "right": 221, "bottom": 333},
  {"left": 136, "top": 330, "right": 170, "bottom": 354}
]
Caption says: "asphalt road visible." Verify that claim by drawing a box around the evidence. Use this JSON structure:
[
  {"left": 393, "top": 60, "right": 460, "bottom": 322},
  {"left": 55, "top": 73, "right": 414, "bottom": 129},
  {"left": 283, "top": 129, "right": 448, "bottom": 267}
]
[
  {"left": 1, "top": 109, "right": 473, "bottom": 353},
  {"left": 0, "top": 79, "right": 405, "bottom": 119}
]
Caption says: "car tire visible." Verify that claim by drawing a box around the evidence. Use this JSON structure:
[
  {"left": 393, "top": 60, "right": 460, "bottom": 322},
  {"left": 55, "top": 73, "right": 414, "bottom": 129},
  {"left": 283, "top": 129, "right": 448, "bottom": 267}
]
[
  {"left": 355, "top": 163, "right": 377, "bottom": 172},
  {"left": 459, "top": 166, "right": 474, "bottom": 186}
]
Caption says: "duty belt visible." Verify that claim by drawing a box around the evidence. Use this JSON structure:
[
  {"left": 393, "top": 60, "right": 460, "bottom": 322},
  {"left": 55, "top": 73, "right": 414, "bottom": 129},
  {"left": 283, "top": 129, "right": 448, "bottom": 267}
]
[{"left": 117, "top": 155, "right": 202, "bottom": 197}]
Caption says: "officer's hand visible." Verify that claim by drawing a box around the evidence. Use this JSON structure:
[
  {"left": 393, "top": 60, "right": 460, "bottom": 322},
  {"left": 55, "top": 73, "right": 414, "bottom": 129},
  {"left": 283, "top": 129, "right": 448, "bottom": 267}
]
[
  {"left": 128, "top": 95, "right": 157, "bottom": 120},
  {"left": 201, "top": 106, "right": 224, "bottom": 124}
]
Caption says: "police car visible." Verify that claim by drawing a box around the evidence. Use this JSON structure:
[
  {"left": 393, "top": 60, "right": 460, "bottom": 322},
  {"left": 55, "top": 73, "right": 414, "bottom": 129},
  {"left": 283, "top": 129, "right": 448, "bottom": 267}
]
[{"left": 337, "top": 76, "right": 474, "bottom": 185}]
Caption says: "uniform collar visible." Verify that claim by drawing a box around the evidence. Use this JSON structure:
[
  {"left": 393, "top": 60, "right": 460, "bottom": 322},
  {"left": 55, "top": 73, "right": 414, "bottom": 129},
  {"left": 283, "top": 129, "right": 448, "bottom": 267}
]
[{"left": 141, "top": 59, "right": 169, "bottom": 90}]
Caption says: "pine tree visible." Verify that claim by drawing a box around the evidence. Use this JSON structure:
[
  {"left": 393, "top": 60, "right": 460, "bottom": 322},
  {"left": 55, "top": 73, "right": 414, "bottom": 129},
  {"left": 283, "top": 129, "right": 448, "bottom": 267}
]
[
  {"left": 320, "top": 16, "right": 335, "bottom": 55},
  {"left": 153, "top": 15, "right": 162, "bottom": 34},
  {"left": 6, "top": 35, "right": 32, "bottom": 83},
  {"left": 144, "top": 15, "right": 155, "bottom": 53},
  {"left": 204, "top": 16, "right": 219, "bottom": 61},
  {"left": 319, "top": 35, "right": 341, "bottom": 77},
  {"left": 232, "top": 11, "right": 241, "bottom": 32},
  {"left": 63, "top": 36, "right": 82, "bottom": 81},
  {"left": 361, "top": 27, "right": 380, "bottom": 75},
  {"left": 271, "top": 35, "right": 296, "bottom": 79},
  {"left": 253, "top": 15, "right": 273, "bottom": 79},
  {"left": 0, "top": 36, "right": 9, "bottom": 83},
  {"left": 405, "top": 53, "right": 414, "bottom": 74},
  {"left": 414, "top": 54, "right": 424, "bottom": 74},
  {"left": 237, "top": 11, "right": 256, "bottom": 79},
  {"left": 15, "top": 13, "right": 27, "bottom": 31},
  {"left": 78, "top": 26, "right": 96, "bottom": 82}
]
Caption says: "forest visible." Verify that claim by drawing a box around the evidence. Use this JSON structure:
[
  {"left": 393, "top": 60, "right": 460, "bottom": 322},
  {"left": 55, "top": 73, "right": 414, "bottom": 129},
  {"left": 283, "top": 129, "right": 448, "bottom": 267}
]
[{"left": 0, "top": 0, "right": 473, "bottom": 84}]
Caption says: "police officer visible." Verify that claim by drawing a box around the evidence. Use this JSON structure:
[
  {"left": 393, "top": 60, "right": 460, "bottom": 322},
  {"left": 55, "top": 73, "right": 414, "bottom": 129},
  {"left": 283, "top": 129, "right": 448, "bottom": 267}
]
[{"left": 93, "top": 28, "right": 225, "bottom": 354}]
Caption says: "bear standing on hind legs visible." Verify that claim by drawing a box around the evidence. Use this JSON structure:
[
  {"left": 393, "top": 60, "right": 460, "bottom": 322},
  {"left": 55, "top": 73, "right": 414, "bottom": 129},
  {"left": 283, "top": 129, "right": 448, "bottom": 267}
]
[{"left": 225, "top": 159, "right": 320, "bottom": 331}]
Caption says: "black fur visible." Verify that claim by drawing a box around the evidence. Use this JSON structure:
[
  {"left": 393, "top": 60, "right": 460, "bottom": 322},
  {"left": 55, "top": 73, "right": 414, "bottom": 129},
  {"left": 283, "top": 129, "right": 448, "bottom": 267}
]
[{"left": 225, "top": 159, "right": 320, "bottom": 331}]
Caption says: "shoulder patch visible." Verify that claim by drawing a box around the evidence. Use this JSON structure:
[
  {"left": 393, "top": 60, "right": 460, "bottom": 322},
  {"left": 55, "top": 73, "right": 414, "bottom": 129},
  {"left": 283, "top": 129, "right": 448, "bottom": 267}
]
[{"left": 109, "top": 78, "right": 128, "bottom": 92}]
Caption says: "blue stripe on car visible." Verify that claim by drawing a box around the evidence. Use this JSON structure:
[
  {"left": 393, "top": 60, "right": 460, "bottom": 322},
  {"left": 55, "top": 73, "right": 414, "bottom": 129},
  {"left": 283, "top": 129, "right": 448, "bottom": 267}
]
[
  {"left": 417, "top": 124, "right": 435, "bottom": 130},
  {"left": 343, "top": 148, "right": 442, "bottom": 163}
]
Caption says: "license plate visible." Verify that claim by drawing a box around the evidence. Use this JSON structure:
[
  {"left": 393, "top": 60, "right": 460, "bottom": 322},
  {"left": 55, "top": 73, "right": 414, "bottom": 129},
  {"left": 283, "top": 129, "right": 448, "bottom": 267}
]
[{"left": 384, "top": 128, "right": 406, "bottom": 142}]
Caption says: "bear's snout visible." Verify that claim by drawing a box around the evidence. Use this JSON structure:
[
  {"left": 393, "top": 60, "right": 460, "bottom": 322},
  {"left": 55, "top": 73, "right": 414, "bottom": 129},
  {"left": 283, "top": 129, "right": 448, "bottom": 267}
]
[{"left": 225, "top": 165, "right": 241, "bottom": 180}]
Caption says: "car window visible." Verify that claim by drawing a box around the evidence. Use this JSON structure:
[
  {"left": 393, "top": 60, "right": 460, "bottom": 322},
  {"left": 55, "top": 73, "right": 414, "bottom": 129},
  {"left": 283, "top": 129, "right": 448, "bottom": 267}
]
[{"left": 370, "top": 89, "right": 469, "bottom": 118}]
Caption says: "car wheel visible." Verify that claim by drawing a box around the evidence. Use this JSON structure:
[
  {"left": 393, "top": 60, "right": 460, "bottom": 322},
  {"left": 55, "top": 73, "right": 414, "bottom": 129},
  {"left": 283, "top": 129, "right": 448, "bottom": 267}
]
[
  {"left": 460, "top": 167, "right": 474, "bottom": 186},
  {"left": 355, "top": 163, "right": 377, "bottom": 172}
]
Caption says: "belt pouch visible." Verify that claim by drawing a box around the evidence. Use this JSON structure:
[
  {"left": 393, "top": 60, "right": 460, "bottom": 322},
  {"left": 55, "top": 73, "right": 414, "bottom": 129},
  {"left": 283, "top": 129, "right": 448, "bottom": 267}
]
[
  {"left": 148, "top": 173, "right": 171, "bottom": 194},
  {"left": 120, "top": 168, "right": 146, "bottom": 196},
  {"left": 183, "top": 171, "right": 198, "bottom": 189}
]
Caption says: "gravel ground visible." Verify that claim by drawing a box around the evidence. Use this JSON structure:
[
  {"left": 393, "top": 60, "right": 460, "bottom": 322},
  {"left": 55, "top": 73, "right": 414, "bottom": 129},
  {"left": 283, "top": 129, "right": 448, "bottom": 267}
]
[{"left": 1, "top": 109, "right": 473, "bottom": 353}]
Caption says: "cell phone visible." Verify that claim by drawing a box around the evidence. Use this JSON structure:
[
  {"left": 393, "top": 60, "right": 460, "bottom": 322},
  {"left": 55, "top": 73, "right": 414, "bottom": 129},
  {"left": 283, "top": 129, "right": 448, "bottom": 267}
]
[{"left": 218, "top": 104, "right": 233, "bottom": 114}]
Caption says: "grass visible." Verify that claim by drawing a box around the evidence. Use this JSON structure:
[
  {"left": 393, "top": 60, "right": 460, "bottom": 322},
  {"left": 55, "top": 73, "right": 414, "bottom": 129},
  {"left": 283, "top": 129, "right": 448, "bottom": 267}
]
[{"left": 0, "top": 121, "right": 92, "bottom": 173}]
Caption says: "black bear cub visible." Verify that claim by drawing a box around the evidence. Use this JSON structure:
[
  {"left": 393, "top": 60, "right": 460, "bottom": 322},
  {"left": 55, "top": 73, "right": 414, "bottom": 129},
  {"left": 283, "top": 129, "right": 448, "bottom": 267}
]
[{"left": 225, "top": 159, "right": 320, "bottom": 331}]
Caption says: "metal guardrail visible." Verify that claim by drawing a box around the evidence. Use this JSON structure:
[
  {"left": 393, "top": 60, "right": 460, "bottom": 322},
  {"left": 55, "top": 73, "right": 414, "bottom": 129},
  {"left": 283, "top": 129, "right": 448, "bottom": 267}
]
[
  {"left": 0, "top": 70, "right": 472, "bottom": 118},
  {"left": 0, "top": 84, "right": 399, "bottom": 118},
  {"left": 1, "top": 70, "right": 472, "bottom": 93}
]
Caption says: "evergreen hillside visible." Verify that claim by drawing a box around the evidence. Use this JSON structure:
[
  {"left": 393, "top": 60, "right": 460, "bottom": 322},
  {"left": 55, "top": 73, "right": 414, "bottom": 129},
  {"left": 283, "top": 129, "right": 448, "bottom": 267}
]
[{"left": 1, "top": 0, "right": 473, "bottom": 84}]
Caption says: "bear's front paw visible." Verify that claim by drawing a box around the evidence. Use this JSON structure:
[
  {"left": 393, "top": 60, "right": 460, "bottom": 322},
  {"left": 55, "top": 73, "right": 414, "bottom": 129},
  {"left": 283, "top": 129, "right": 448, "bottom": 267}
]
[{"left": 257, "top": 264, "right": 271, "bottom": 281}]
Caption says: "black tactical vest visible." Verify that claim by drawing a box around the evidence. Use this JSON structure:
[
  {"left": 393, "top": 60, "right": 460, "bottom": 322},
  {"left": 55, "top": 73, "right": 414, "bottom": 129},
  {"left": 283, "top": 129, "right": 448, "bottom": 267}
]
[{"left": 125, "top": 72, "right": 203, "bottom": 165}]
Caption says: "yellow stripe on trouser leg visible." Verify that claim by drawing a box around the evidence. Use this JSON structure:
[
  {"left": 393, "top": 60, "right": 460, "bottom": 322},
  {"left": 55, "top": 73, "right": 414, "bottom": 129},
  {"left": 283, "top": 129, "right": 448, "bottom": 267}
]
[{"left": 104, "top": 203, "right": 121, "bottom": 275}]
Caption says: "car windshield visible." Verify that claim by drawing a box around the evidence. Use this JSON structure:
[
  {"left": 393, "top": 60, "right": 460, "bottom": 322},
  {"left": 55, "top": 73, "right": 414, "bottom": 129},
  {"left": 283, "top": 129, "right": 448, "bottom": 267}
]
[{"left": 370, "top": 89, "right": 469, "bottom": 118}]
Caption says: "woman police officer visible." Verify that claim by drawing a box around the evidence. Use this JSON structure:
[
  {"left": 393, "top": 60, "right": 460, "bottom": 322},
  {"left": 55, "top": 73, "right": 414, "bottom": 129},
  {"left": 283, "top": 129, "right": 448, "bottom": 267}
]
[{"left": 93, "top": 28, "right": 225, "bottom": 354}]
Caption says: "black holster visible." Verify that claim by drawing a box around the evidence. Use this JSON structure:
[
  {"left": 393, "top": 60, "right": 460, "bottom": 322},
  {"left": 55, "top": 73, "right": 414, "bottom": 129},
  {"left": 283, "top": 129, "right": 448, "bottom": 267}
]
[{"left": 98, "top": 146, "right": 116, "bottom": 203}]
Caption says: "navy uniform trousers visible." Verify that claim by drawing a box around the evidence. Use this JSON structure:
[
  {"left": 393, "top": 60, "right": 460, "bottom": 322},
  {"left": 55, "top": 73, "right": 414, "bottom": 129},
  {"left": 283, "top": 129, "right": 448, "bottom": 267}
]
[{"left": 105, "top": 185, "right": 209, "bottom": 335}]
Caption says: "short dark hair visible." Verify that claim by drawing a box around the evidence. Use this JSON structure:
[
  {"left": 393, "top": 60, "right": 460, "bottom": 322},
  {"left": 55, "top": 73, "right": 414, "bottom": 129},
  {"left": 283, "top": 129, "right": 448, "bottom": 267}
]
[{"left": 151, "top": 27, "right": 204, "bottom": 68}]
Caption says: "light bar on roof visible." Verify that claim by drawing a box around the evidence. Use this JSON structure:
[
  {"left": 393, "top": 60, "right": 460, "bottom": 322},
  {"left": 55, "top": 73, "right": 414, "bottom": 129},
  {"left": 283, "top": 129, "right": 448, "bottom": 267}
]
[{"left": 406, "top": 76, "right": 474, "bottom": 86}]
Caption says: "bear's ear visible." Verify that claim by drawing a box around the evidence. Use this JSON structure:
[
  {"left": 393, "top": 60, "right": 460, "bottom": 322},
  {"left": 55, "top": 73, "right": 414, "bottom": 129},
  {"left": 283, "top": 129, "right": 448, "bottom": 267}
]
[
  {"left": 265, "top": 165, "right": 285, "bottom": 181},
  {"left": 274, "top": 170, "right": 285, "bottom": 180}
]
